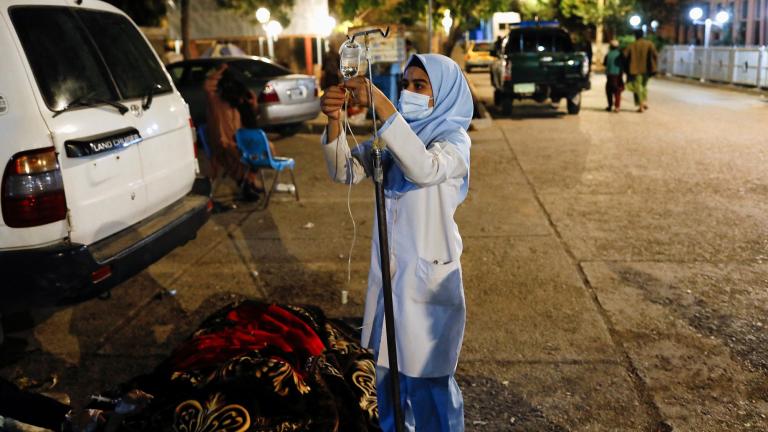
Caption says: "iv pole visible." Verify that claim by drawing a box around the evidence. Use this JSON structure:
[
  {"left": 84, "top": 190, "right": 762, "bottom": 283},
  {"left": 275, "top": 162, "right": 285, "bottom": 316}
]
[{"left": 347, "top": 27, "right": 405, "bottom": 432}]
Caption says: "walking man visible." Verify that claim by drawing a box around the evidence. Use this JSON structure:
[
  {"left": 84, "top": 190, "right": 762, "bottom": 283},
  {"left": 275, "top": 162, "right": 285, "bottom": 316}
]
[{"left": 624, "top": 29, "right": 658, "bottom": 113}]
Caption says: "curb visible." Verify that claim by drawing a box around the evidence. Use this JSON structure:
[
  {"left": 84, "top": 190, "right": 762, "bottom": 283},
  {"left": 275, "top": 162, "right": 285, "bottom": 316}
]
[{"left": 657, "top": 74, "right": 768, "bottom": 97}]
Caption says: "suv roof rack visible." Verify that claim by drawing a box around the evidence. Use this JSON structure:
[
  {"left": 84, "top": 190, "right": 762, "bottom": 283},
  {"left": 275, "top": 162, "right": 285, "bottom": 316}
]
[{"left": 510, "top": 20, "right": 560, "bottom": 28}]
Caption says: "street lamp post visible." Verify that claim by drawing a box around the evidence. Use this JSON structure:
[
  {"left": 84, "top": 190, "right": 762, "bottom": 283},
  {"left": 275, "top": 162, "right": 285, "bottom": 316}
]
[
  {"left": 317, "top": 16, "right": 335, "bottom": 71},
  {"left": 689, "top": 7, "right": 730, "bottom": 82},
  {"left": 265, "top": 20, "right": 283, "bottom": 60},
  {"left": 442, "top": 10, "right": 452, "bottom": 36},
  {"left": 256, "top": 7, "right": 270, "bottom": 58},
  {"left": 689, "top": 7, "right": 729, "bottom": 48},
  {"left": 427, "top": 0, "right": 433, "bottom": 53}
]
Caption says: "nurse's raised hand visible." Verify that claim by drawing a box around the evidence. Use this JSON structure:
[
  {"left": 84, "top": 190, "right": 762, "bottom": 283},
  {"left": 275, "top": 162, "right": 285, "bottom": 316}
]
[{"left": 342, "top": 77, "right": 396, "bottom": 122}]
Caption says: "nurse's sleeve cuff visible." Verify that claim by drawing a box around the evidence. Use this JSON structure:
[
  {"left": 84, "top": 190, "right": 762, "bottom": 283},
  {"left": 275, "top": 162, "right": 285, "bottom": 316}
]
[{"left": 376, "top": 113, "right": 397, "bottom": 139}]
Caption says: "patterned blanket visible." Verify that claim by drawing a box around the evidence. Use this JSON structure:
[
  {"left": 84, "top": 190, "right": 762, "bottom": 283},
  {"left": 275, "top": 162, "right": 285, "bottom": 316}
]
[{"left": 109, "top": 301, "right": 380, "bottom": 432}]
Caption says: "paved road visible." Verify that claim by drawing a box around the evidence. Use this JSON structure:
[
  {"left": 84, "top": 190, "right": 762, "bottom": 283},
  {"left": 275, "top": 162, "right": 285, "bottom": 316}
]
[
  {"left": 466, "top": 71, "right": 768, "bottom": 430},
  {"left": 1, "top": 73, "right": 767, "bottom": 431}
]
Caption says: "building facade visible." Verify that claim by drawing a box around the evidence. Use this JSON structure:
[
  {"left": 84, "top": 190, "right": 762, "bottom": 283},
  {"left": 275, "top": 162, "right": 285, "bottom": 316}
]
[{"left": 676, "top": 0, "right": 768, "bottom": 46}]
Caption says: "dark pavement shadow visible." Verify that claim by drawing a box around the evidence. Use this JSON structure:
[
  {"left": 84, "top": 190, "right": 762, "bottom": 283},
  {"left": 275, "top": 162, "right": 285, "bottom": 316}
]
[{"left": 458, "top": 374, "right": 569, "bottom": 431}]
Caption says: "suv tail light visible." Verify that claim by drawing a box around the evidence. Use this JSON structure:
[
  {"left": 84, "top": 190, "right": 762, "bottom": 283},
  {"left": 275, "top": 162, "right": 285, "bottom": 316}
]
[
  {"left": 258, "top": 83, "right": 280, "bottom": 104},
  {"left": 2, "top": 147, "right": 67, "bottom": 228},
  {"left": 503, "top": 60, "right": 512, "bottom": 81}
]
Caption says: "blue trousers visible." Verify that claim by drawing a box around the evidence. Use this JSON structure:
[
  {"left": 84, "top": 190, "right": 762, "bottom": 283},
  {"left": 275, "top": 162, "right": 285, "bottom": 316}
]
[{"left": 376, "top": 366, "right": 464, "bottom": 431}]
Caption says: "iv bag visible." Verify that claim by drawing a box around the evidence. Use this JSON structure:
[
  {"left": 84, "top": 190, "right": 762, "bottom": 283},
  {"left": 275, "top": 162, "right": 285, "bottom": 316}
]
[{"left": 339, "top": 39, "right": 362, "bottom": 80}]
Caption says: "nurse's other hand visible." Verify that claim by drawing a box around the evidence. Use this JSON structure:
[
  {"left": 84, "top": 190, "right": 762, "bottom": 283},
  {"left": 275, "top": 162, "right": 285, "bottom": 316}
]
[{"left": 321, "top": 85, "right": 346, "bottom": 120}]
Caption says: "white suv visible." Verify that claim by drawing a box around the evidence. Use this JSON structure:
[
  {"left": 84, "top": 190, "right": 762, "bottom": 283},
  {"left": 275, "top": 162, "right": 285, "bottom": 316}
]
[{"left": 0, "top": 0, "right": 211, "bottom": 309}]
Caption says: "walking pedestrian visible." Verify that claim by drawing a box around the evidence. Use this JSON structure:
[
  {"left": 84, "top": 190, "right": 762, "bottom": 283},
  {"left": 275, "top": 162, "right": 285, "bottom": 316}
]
[
  {"left": 604, "top": 39, "right": 625, "bottom": 112},
  {"left": 320, "top": 53, "right": 471, "bottom": 431},
  {"left": 624, "top": 29, "right": 658, "bottom": 113}
]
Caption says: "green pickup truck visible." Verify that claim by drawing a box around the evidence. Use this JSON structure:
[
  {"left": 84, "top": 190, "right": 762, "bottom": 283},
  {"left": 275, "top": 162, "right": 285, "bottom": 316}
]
[{"left": 490, "top": 22, "right": 591, "bottom": 115}]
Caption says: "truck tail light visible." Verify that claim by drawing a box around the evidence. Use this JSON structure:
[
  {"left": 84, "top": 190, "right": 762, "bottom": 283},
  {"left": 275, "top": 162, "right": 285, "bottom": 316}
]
[
  {"left": 258, "top": 83, "right": 280, "bottom": 104},
  {"left": 503, "top": 60, "right": 512, "bottom": 81},
  {"left": 2, "top": 147, "right": 67, "bottom": 228}
]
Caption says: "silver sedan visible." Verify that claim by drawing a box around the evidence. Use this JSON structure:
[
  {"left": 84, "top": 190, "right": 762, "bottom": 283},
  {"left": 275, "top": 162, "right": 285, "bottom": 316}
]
[{"left": 167, "top": 57, "right": 320, "bottom": 135}]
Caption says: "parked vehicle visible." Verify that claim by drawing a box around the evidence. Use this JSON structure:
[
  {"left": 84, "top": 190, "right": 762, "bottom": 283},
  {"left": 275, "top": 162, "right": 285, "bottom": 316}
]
[
  {"left": 167, "top": 57, "right": 321, "bottom": 136},
  {"left": 490, "top": 21, "right": 591, "bottom": 115},
  {"left": 465, "top": 41, "right": 495, "bottom": 72},
  {"left": 0, "top": 0, "right": 211, "bottom": 310}
]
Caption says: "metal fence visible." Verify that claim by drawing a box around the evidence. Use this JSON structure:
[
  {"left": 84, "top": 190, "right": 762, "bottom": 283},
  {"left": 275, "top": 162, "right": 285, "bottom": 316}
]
[{"left": 659, "top": 45, "right": 768, "bottom": 89}]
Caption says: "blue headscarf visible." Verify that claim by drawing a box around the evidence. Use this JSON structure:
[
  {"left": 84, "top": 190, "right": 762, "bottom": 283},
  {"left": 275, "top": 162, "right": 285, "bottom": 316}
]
[{"left": 383, "top": 54, "right": 472, "bottom": 198}]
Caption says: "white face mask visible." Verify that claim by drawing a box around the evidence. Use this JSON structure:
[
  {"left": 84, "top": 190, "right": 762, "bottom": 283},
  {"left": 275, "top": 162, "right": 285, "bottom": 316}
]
[{"left": 398, "top": 89, "right": 433, "bottom": 121}]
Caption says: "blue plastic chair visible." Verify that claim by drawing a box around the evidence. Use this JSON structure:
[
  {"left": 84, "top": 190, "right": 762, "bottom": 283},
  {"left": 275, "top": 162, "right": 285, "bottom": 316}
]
[{"left": 235, "top": 128, "right": 298, "bottom": 208}]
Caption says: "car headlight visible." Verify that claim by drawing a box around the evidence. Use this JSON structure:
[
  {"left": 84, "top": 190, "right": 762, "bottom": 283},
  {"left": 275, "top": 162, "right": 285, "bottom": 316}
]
[{"left": 581, "top": 59, "right": 590, "bottom": 76}]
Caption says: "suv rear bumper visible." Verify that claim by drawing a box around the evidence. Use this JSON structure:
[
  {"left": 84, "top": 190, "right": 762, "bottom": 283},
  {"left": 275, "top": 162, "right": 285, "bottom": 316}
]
[
  {"left": 0, "top": 177, "right": 212, "bottom": 309},
  {"left": 502, "top": 77, "right": 591, "bottom": 98},
  {"left": 261, "top": 99, "right": 321, "bottom": 126}
]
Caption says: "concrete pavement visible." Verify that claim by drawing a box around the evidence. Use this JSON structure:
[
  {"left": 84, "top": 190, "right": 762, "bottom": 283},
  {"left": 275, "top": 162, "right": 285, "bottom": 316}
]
[{"left": 1, "top": 73, "right": 767, "bottom": 431}]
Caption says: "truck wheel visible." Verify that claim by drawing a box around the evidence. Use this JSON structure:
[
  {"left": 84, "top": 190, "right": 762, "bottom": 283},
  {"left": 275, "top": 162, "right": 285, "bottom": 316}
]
[
  {"left": 493, "top": 90, "right": 503, "bottom": 106},
  {"left": 501, "top": 97, "right": 514, "bottom": 115},
  {"left": 567, "top": 92, "right": 581, "bottom": 115}
]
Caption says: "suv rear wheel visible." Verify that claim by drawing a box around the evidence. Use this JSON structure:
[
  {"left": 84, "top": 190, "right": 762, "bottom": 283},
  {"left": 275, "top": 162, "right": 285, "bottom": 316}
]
[{"left": 567, "top": 92, "right": 581, "bottom": 115}]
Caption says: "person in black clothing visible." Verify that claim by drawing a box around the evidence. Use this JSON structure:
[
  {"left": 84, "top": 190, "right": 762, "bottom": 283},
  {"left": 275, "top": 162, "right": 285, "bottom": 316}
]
[
  {"left": 493, "top": 36, "right": 503, "bottom": 55},
  {"left": 0, "top": 377, "right": 73, "bottom": 430}
]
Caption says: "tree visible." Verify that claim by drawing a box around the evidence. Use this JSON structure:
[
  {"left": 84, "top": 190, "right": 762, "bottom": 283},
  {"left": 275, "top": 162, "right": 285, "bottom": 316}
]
[
  {"left": 559, "top": 0, "right": 632, "bottom": 61},
  {"left": 343, "top": 0, "right": 520, "bottom": 56},
  {"left": 176, "top": 0, "right": 297, "bottom": 60},
  {"left": 103, "top": 0, "right": 166, "bottom": 26},
  {"left": 215, "top": 0, "right": 297, "bottom": 25},
  {"left": 181, "top": 0, "right": 190, "bottom": 59}
]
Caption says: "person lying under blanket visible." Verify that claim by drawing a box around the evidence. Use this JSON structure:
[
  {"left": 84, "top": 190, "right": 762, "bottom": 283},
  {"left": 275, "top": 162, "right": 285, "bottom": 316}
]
[{"left": 7, "top": 301, "right": 380, "bottom": 432}]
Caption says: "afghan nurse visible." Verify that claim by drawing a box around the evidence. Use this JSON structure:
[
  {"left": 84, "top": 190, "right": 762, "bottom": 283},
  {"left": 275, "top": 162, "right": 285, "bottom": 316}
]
[{"left": 319, "top": 53, "right": 472, "bottom": 432}]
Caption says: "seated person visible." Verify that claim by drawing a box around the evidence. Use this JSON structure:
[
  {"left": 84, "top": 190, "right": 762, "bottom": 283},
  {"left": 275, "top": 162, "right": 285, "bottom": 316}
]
[{"left": 204, "top": 64, "right": 277, "bottom": 201}]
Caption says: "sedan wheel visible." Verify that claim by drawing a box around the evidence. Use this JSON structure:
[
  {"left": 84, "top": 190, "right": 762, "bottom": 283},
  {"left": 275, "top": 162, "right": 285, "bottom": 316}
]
[{"left": 278, "top": 123, "right": 303, "bottom": 137}]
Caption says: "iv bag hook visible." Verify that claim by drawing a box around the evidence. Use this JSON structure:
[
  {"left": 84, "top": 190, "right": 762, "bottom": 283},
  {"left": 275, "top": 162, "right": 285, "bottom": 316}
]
[{"left": 348, "top": 26, "right": 390, "bottom": 43}]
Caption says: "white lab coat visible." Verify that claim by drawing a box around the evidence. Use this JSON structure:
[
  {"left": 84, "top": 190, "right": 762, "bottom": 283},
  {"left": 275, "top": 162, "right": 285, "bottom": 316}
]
[{"left": 321, "top": 113, "right": 469, "bottom": 377}]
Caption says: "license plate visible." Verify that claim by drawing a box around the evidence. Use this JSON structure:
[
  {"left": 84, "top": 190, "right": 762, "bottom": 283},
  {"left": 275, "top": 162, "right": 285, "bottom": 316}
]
[
  {"left": 513, "top": 83, "right": 535, "bottom": 94},
  {"left": 286, "top": 86, "right": 306, "bottom": 100}
]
